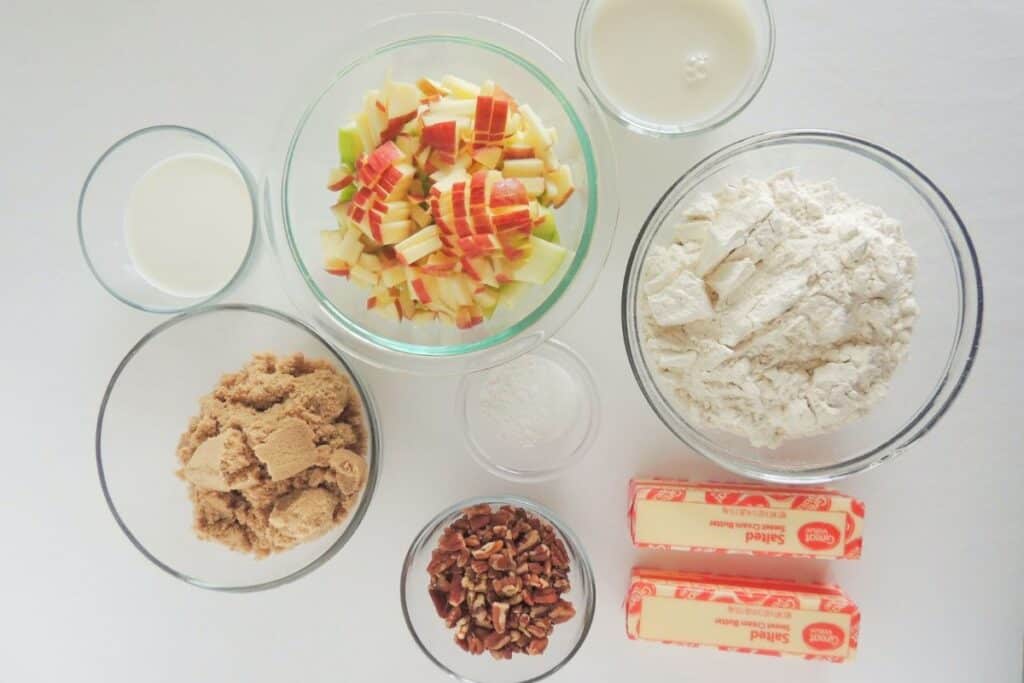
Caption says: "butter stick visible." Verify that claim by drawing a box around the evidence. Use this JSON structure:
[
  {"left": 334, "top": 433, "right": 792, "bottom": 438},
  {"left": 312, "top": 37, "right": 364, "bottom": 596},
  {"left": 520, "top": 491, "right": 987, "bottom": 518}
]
[
  {"left": 629, "top": 478, "right": 865, "bottom": 559},
  {"left": 626, "top": 568, "right": 860, "bottom": 662}
]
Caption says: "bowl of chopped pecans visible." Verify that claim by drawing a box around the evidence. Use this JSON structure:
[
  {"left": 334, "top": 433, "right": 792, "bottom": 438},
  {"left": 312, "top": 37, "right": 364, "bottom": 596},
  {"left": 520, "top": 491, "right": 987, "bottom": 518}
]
[{"left": 400, "top": 496, "right": 595, "bottom": 683}]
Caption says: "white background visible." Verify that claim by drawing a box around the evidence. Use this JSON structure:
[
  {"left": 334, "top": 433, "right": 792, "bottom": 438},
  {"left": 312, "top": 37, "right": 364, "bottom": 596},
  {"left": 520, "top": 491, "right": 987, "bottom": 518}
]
[{"left": 2, "top": 0, "right": 1022, "bottom": 681}]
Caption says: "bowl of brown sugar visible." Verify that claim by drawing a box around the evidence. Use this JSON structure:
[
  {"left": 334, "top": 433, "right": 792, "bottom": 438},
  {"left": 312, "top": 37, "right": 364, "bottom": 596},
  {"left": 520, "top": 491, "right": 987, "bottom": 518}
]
[{"left": 96, "top": 304, "right": 381, "bottom": 591}]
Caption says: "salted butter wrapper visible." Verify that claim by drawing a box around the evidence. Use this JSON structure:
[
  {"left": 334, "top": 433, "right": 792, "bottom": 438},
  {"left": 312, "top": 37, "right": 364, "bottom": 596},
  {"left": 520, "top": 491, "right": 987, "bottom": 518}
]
[
  {"left": 626, "top": 568, "right": 860, "bottom": 663},
  {"left": 629, "top": 478, "right": 865, "bottom": 559}
]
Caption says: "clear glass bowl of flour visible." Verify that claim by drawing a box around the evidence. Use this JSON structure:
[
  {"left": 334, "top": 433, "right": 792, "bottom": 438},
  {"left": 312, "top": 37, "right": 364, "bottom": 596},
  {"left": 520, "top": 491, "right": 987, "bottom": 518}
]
[{"left": 622, "top": 130, "right": 983, "bottom": 483}]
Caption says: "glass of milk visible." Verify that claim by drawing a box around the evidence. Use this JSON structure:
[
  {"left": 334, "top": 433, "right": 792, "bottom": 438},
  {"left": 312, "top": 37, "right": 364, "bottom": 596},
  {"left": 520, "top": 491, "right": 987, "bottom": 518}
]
[
  {"left": 575, "top": 0, "right": 774, "bottom": 136},
  {"left": 79, "top": 125, "right": 257, "bottom": 313}
]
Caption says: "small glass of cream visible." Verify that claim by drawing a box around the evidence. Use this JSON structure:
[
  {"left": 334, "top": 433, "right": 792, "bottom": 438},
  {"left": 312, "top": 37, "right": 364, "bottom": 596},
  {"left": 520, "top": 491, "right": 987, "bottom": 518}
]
[
  {"left": 79, "top": 125, "right": 256, "bottom": 313},
  {"left": 574, "top": 0, "right": 775, "bottom": 136}
]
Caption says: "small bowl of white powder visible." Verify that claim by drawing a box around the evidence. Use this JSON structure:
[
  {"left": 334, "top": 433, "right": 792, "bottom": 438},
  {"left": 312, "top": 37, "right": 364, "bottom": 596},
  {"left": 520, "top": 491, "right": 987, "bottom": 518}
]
[
  {"left": 458, "top": 340, "right": 600, "bottom": 482},
  {"left": 623, "top": 130, "right": 983, "bottom": 483},
  {"left": 79, "top": 125, "right": 257, "bottom": 313}
]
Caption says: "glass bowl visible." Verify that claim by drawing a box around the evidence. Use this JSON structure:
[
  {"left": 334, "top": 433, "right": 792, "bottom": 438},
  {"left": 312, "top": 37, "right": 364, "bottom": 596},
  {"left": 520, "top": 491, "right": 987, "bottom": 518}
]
[
  {"left": 622, "top": 130, "right": 983, "bottom": 483},
  {"left": 457, "top": 340, "right": 600, "bottom": 483},
  {"left": 400, "top": 496, "right": 596, "bottom": 683},
  {"left": 574, "top": 0, "right": 775, "bottom": 137},
  {"left": 78, "top": 125, "right": 257, "bottom": 313},
  {"left": 263, "top": 12, "right": 618, "bottom": 375},
  {"left": 96, "top": 304, "right": 381, "bottom": 591}
]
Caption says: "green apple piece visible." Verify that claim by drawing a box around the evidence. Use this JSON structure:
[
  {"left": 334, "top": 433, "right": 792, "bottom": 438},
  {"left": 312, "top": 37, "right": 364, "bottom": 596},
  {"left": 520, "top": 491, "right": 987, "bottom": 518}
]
[
  {"left": 338, "top": 124, "right": 364, "bottom": 166},
  {"left": 338, "top": 185, "right": 356, "bottom": 202},
  {"left": 497, "top": 281, "right": 529, "bottom": 309},
  {"left": 512, "top": 236, "right": 569, "bottom": 284},
  {"left": 532, "top": 208, "right": 560, "bottom": 244}
]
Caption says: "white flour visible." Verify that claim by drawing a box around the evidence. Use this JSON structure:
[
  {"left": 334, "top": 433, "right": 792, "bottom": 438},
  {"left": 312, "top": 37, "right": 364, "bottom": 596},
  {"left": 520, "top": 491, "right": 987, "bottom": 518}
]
[
  {"left": 478, "top": 355, "right": 579, "bottom": 448},
  {"left": 640, "top": 171, "right": 919, "bottom": 448}
]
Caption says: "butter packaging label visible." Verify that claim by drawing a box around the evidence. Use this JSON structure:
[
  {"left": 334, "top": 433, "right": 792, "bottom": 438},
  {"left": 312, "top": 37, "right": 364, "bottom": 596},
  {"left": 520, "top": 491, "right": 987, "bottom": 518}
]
[
  {"left": 626, "top": 568, "right": 860, "bottom": 662},
  {"left": 629, "top": 479, "right": 865, "bottom": 559}
]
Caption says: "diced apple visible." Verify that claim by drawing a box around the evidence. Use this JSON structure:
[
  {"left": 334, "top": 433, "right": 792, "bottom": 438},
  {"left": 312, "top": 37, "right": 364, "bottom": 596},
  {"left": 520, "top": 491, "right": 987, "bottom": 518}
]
[
  {"left": 350, "top": 263, "right": 379, "bottom": 288},
  {"left": 385, "top": 79, "right": 420, "bottom": 118},
  {"left": 394, "top": 134, "right": 419, "bottom": 158},
  {"left": 504, "top": 144, "right": 535, "bottom": 160},
  {"left": 339, "top": 227, "right": 365, "bottom": 264},
  {"left": 519, "top": 104, "right": 553, "bottom": 150},
  {"left": 492, "top": 207, "right": 533, "bottom": 233},
  {"left": 381, "top": 263, "right": 405, "bottom": 288},
  {"left": 421, "top": 120, "right": 458, "bottom": 160},
  {"left": 513, "top": 236, "right": 569, "bottom": 284},
  {"left": 327, "top": 165, "right": 354, "bottom": 192},
  {"left": 417, "top": 77, "right": 448, "bottom": 97},
  {"left": 410, "top": 202, "right": 432, "bottom": 228},
  {"left": 455, "top": 304, "right": 484, "bottom": 330},
  {"left": 441, "top": 75, "right": 481, "bottom": 99},
  {"left": 438, "top": 275, "right": 474, "bottom": 309},
  {"left": 330, "top": 201, "right": 350, "bottom": 226},
  {"left": 338, "top": 125, "right": 364, "bottom": 166},
  {"left": 545, "top": 164, "right": 575, "bottom": 208},
  {"left": 357, "top": 141, "right": 405, "bottom": 187},
  {"left": 473, "top": 146, "right": 503, "bottom": 169},
  {"left": 489, "top": 178, "right": 529, "bottom": 208},
  {"left": 520, "top": 176, "right": 546, "bottom": 198},
  {"left": 428, "top": 97, "right": 477, "bottom": 118},
  {"left": 462, "top": 256, "right": 499, "bottom": 287},
  {"left": 429, "top": 165, "right": 469, "bottom": 193},
  {"left": 532, "top": 208, "right": 560, "bottom": 243},
  {"left": 354, "top": 113, "right": 375, "bottom": 157},
  {"left": 497, "top": 281, "right": 529, "bottom": 308},
  {"left": 502, "top": 158, "right": 545, "bottom": 178},
  {"left": 373, "top": 219, "right": 413, "bottom": 244},
  {"left": 395, "top": 226, "right": 443, "bottom": 264},
  {"left": 320, "top": 230, "right": 349, "bottom": 275},
  {"left": 374, "top": 163, "right": 416, "bottom": 201}
]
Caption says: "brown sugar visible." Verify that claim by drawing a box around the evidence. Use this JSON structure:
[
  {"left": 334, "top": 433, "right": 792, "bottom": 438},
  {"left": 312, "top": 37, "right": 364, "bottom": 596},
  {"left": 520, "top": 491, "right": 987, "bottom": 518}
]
[{"left": 176, "top": 352, "right": 369, "bottom": 557}]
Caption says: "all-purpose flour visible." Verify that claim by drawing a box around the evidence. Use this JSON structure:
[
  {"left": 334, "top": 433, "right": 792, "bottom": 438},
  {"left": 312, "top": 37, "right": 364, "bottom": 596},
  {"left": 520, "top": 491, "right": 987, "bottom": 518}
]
[{"left": 640, "top": 171, "right": 919, "bottom": 448}]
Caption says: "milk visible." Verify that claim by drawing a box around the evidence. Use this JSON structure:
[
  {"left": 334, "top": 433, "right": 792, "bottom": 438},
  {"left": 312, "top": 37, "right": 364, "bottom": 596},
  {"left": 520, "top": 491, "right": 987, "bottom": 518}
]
[
  {"left": 588, "top": 0, "right": 757, "bottom": 127},
  {"left": 125, "top": 153, "right": 252, "bottom": 298}
]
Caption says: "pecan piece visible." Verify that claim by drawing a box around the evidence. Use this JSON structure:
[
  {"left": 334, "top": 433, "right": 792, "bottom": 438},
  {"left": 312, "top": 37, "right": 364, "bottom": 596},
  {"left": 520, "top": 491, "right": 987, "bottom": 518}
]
[
  {"left": 471, "top": 540, "right": 503, "bottom": 560},
  {"left": 429, "top": 590, "right": 448, "bottom": 618},
  {"left": 491, "top": 601, "right": 509, "bottom": 634},
  {"left": 526, "top": 637, "right": 549, "bottom": 655},
  {"left": 532, "top": 588, "right": 559, "bottom": 604},
  {"left": 489, "top": 552, "right": 515, "bottom": 572},
  {"left": 492, "top": 574, "right": 522, "bottom": 597},
  {"left": 549, "top": 600, "right": 576, "bottom": 624},
  {"left": 438, "top": 530, "right": 466, "bottom": 552},
  {"left": 483, "top": 631, "right": 511, "bottom": 651}
]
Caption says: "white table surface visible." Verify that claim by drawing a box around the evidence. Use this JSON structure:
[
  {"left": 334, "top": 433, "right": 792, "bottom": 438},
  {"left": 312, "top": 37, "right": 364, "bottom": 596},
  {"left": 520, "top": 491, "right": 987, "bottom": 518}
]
[{"left": 3, "top": 0, "right": 1022, "bottom": 681}]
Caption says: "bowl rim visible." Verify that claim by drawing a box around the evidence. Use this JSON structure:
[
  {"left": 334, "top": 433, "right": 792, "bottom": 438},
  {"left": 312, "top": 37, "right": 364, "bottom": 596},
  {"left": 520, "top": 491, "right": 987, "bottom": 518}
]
[
  {"left": 95, "top": 303, "right": 383, "bottom": 592},
  {"left": 573, "top": 0, "right": 776, "bottom": 138},
  {"left": 77, "top": 124, "right": 258, "bottom": 314},
  {"left": 399, "top": 495, "right": 597, "bottom": 683},
  {"left": 263, "top": 12, "right": 619, "bottom": 374},
  {"left": 621, "top": 129, "right": 984, "bottom": 483}
]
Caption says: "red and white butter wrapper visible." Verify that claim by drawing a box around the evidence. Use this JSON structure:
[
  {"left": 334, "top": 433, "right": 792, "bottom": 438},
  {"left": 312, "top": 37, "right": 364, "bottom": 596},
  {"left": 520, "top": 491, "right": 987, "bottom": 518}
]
[
  {"left": 626, "top": 568, "right": 860, "bottom": 662},
  {"left": 629, "top": 478, "right": 865, "bottom": 559}
]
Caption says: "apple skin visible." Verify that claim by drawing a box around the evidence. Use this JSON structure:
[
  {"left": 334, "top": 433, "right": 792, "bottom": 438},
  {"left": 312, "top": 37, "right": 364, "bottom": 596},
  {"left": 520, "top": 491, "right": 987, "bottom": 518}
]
[{"left": 337, "top": 125, "right": 364, "bottom": 166}]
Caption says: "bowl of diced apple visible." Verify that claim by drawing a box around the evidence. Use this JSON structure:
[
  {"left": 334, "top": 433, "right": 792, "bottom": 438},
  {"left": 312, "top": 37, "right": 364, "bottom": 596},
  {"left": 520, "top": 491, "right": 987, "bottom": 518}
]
[{"left": 263, "top": 12, "right": 618, "bottom": 374}]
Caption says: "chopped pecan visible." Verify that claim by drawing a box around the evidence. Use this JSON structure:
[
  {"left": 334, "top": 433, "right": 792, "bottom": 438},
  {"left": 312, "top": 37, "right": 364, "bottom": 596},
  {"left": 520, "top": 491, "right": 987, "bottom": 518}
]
[
  {"left": 471, "top": 540, "right": 503, "bottom": 560},
  {"left": 491, "top": 601, "right": 509, "bottom": 633},
  {"left": 526, "top": 637, "right": 549, "bottom": 655},
  {"left": 429, "top": 590, "right": 448, "bottom": 618},
  {"left": 483, "top": 631, "right": 511, "bottom": 651},
  {"left": 427, "top": 503, "right": 576, "bottom": 659},
  {"left": 549, "top": 600, "right": 576, "bottom": 624},
  {"left": 438, "top": 530, "right": 466, "bottom": 552}
]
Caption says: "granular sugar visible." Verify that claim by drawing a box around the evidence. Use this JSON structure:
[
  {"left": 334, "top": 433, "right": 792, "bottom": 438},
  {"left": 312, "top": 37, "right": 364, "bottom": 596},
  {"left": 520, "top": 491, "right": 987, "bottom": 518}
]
[
  {"left": 478, "top": 354, "right": 579, "bottom": 448},
  {"left": 640, "top": 171, "right": 919, "bottom": 448}
]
